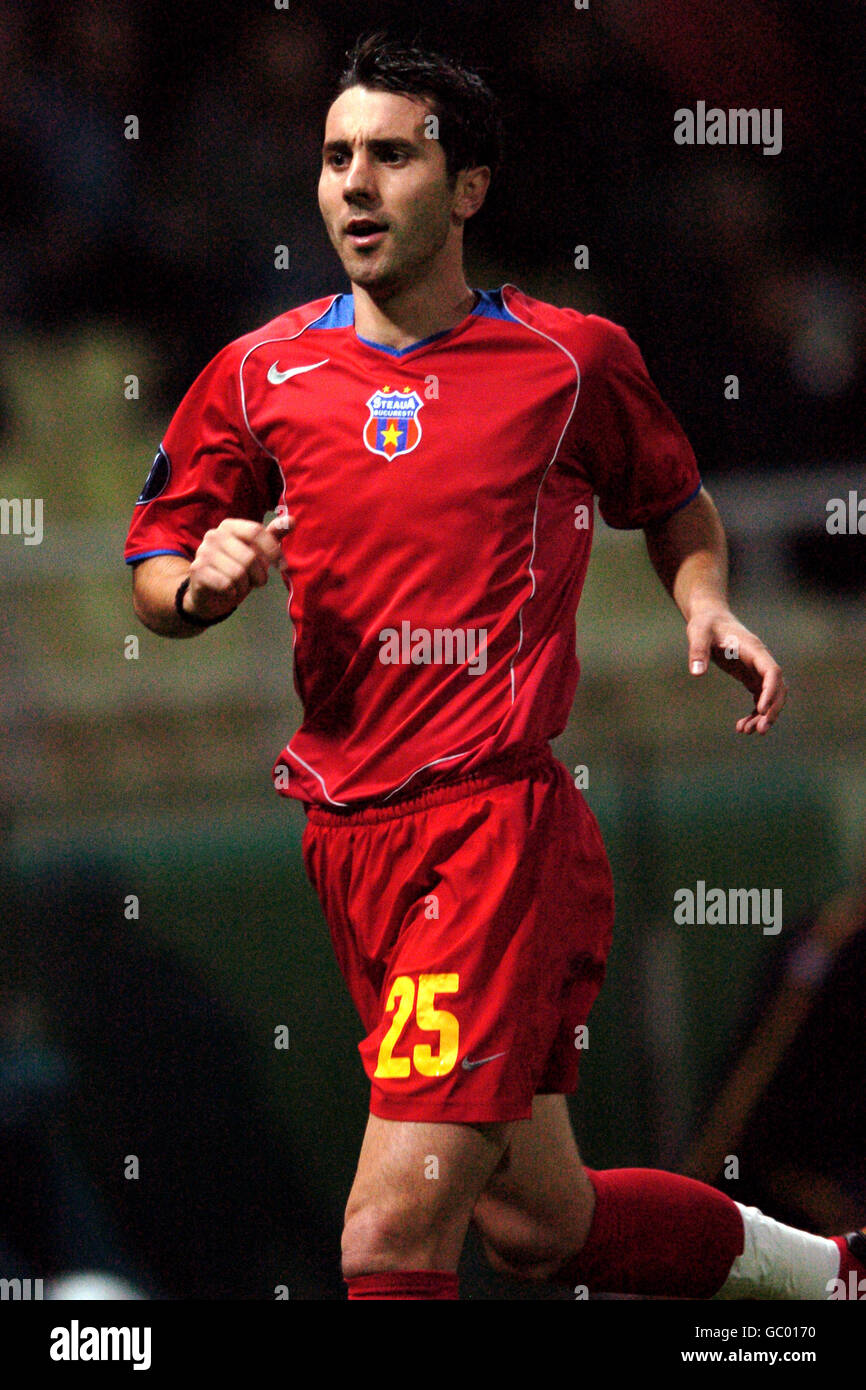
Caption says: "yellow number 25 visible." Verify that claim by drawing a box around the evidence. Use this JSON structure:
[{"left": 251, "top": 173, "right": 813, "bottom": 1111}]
[{"left": 375, "top": 973, "right": 460, "bottom": 1079}]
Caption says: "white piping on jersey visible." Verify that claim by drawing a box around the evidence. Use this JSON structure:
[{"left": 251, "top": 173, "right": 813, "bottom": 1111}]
[
  {"left": 380, "top": 747, "right": 485, "bottom": 802},
  {"left": 238, "top": 294, "right": 342, "bottom": 463},
  {"left": 285, "top": 743, "right": 484, "bottom": 808},
  {"left": 264, "top": 287, "right": 583, "bottom": 809},
  {"left": 238, "top": 296, "right": 355, "bottom": 808},
  {"left": 284, "top": 747, "right": 349, "bottom": 806},
  {"left": 496, "top": 284, "right": 583, "bottom": 706},
  {"left": 252, "top": 296, "right": 497, "bottom": 807},
  {"left": 360, "top": 287, "right": 585, "bottom": 805},
  {"left": 285, "top": 573, "right": 297, "bottom": 653}
]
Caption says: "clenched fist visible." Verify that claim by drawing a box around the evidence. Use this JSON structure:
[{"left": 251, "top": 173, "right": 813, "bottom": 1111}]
[{"left": 184, "top": 513, "right": 294, "bottom": 622}]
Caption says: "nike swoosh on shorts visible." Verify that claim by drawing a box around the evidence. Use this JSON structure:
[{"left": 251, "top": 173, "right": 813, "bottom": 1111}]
[{"left": 461, "top": 1052, "right": 507, "bottom": 1071}]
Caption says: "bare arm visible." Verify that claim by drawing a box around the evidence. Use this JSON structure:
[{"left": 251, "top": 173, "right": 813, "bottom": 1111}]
[
  {"left": 643, "top": 486, "right": 787, "bottom": 733},
  {"left": 131, "top": 513, "right": 293, "bottom": 638}
]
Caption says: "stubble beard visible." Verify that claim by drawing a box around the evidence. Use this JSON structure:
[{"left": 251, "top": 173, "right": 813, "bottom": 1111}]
[{"left": 340, "top": 215, "right": 453, "bottom": 303}]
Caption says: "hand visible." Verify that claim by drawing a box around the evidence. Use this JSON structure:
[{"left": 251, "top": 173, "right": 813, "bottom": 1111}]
[
  {"left": 686, "top": 606, "right": 787, "bottom": 734},
  {"left": 185, "top": 512, "right": 294, "bottom": 621}
]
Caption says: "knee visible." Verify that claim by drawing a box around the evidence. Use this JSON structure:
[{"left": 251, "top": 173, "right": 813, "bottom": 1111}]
[
  {"left": 342, "top": 1202, "right": 401, "bottom": 1280},
  {"left": 341, "top": 1195, "right": 460, "bottom": 1281}
]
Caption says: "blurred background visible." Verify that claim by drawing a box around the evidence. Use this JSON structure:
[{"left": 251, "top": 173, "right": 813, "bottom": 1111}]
[{"left": 1, "top": 0, "right": 863, "bottom": 1299}]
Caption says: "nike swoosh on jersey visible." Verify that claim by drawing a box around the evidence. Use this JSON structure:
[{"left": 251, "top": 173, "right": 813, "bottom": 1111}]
[
  {"left": 267, "top": 358, "right": 330, "bottom": 385},
  {"left": 461, "top": 1051, "right": 507, "bottom": 1071}
]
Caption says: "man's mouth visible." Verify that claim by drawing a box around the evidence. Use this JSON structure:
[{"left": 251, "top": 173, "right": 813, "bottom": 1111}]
[{"left": 344, "top": 218, "right": 389, "bottom": 248}]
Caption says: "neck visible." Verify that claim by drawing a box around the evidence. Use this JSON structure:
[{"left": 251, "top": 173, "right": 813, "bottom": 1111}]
[{"left": 352, "top": 267, "right": 477, "bottom": 351}]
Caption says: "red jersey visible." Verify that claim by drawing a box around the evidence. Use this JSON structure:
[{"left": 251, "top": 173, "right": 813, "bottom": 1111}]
[{"left": 125, "top": 285, "right": 701, "bottom": 808}]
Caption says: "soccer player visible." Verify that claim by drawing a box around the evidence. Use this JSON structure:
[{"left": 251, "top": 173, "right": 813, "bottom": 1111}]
[{"left": 125, "top": 35, "right": 864, "bottom": 1301}]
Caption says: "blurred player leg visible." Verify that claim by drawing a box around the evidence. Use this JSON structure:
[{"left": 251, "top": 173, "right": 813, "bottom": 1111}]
[
  {"left": 472, "top": 1094, "right": 865, "bottom": 1299},
  {"left": 472, "top": 1094, "right": 596, "bottom": 1279}
]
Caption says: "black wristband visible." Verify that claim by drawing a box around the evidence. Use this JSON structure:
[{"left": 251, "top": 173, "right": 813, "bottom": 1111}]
[{"left": 174, "top": 576, "right": 235, "bottom": 628}]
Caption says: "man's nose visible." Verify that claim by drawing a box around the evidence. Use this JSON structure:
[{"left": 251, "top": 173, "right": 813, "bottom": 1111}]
[{"left": 343, "top": 152, "right": 376, "bottom": 201}]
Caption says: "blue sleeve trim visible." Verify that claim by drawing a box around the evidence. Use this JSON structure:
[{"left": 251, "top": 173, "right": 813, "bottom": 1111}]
[
  {"left": 125, "top": 548, "right": 190, "bottom": 565},
  {"left": 646, "top": 479, "right": 703, "bottom": 527}
]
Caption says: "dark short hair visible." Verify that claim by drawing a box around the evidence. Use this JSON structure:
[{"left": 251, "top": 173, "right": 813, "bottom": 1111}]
[{"left": 335, "top": 32, "right": 503, "bottom": 182}]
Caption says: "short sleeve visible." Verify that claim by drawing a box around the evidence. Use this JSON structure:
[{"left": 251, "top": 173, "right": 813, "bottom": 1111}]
[
  {"left": 124, "top": 345, "right": 282, "bottom": 564},
  {"left": 563, "top": 316, "right": 702, "bottom": 530}
]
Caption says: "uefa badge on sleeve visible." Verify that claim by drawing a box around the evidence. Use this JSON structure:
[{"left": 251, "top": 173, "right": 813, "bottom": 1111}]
[
  {"left": 362, "top": 387, "right": 424, "bottom": 460},
  {"left": 136, "top": 445, "right": 171, "bottom": 504}
]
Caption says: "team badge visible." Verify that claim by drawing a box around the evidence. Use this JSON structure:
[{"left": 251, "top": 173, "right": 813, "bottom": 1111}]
[{"left": 362, "top": 387, "right": 423, "bottom": 460}]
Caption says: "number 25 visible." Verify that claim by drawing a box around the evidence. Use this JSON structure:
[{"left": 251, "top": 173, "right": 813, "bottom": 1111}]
[{"left": 375, "top": 973, "right": 460, "bottom": 1078}]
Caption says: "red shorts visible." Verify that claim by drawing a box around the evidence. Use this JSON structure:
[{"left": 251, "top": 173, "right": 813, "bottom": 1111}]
[{"left": 300, "top": 744, "right": 614, "bottom": 1123}]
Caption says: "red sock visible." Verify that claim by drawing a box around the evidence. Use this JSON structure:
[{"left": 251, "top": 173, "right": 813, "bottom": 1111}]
[
  {"left": 831, "top": 1235, "right": 866, "bottom": 1297},
  {"left": 346, "top": 1270, "right": 459, "bottom": 1300},
  {"left": 557, "top": 1168, "right": 745, "bottom": 1298}
]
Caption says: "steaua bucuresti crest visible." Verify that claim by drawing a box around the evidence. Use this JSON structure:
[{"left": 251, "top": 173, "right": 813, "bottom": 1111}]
[{"left": 362, "top": 387, "right": 423, "bottom": 459}]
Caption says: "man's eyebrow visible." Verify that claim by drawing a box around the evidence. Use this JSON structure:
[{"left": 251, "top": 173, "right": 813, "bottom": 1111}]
[
  {"left": 368, "top": 137, "right": 418, "bottom": 152},
  {"left": 322, "top": 136, "right": 420, "bottom": 154}
]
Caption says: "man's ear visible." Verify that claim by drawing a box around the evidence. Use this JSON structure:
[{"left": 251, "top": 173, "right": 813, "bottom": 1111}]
[{"left": 453, "top": 165, "right": 491, "bottom": 223}]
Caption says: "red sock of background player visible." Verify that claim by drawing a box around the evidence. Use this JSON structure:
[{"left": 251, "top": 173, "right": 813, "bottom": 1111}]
[
  {"left": 831, "top": 1234, "right": 866, "bottom": 1297},
  {"left": 556, "top": 1169, "right": 848, "bottom": 1299},
  {"left": 346, "top": 1270, "right": 459, "bottom": 1300}
]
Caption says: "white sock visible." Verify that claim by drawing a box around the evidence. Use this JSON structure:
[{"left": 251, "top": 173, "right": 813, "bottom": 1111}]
[{"left": 714, "top": 1203, "right": 841, "bottom": 1300}]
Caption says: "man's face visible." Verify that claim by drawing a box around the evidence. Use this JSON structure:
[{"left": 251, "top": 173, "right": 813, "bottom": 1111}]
[{"left": 318, "top": 85, "right": 461, "bottom": 295}]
